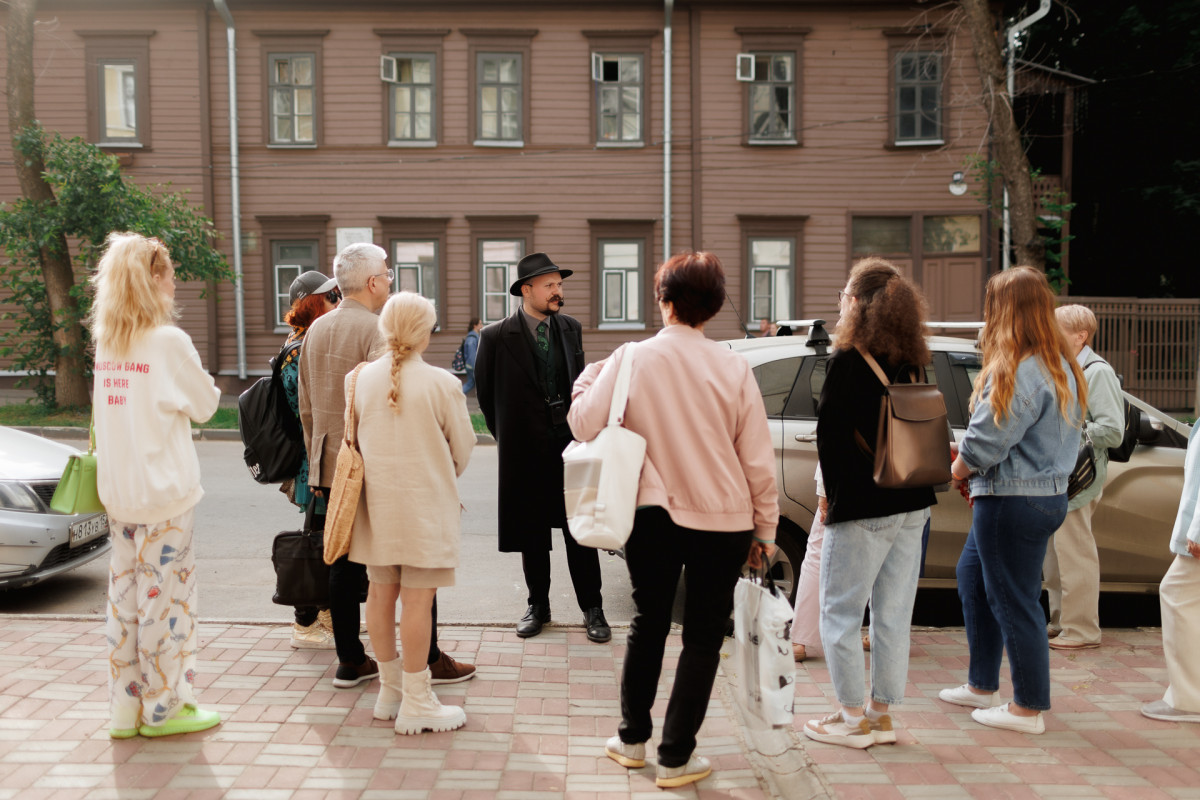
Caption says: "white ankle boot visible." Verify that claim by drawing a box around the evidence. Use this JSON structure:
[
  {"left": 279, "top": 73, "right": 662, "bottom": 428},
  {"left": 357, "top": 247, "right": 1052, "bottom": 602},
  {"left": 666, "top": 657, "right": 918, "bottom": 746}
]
[
  {"left": 395, "top": 668, "right": 466, "bottom": 734},
  {"left": 373, "top": 658, "right": 404, "bottom": 720}
]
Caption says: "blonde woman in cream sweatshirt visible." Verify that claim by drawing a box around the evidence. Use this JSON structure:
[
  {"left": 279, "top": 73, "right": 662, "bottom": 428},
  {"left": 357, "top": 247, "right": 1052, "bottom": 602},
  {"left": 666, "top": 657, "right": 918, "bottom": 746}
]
[{"left": 89, "top": 232, "right": 221, "bottom": 739}]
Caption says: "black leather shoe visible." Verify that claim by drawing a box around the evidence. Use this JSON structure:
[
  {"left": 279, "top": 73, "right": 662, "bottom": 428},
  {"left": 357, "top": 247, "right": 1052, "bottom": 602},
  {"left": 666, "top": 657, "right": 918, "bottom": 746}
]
[
  {"left": 516, "top": 604, "right": 550, "bottom": 638},
  {"left": 585, "top": 607, "right": 611, "bottom": 643}
]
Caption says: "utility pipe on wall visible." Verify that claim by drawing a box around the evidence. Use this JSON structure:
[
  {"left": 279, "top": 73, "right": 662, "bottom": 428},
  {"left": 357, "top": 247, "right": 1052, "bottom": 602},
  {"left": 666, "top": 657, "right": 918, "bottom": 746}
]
[
  {"left": 213, "top": 0, "right": 246, "bottom": 379},
  {"left": 1001, "top": 0, "right": 1051, "bottom": 270},
  {"left": 663, "top": 0, "right": 674, "bottom": 260}
]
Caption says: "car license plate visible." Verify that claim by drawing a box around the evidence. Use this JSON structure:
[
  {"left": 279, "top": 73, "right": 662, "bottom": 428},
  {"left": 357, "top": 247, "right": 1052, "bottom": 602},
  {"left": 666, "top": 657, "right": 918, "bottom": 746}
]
[{"left": 69, "top": 513, "right": 108, "bottom": 548}]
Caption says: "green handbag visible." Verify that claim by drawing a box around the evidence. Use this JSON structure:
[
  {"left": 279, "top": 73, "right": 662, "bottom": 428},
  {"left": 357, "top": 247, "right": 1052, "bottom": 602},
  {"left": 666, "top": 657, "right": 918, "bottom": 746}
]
[{"left": 50, "top": 419, "right": 105, "bottom": 515}]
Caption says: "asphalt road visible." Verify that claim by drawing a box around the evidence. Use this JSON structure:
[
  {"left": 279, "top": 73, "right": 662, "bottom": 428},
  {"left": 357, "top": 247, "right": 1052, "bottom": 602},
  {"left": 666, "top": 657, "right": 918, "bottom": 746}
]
[{"left": 0, "top": 439, "right": 636, "bottom": 627}]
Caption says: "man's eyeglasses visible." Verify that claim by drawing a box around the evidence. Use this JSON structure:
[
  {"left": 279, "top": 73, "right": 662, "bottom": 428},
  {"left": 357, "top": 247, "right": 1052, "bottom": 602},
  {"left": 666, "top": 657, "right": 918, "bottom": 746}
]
[{"left": 371, "top": 269, "right": 395, "bottom": 285}]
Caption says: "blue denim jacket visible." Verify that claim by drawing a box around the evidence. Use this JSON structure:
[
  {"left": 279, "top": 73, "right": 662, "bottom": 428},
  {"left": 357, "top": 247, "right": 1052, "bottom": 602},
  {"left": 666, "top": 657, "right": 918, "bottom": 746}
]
[{"left": 960, "top": 355, "right": 1082, "bottom": 498}]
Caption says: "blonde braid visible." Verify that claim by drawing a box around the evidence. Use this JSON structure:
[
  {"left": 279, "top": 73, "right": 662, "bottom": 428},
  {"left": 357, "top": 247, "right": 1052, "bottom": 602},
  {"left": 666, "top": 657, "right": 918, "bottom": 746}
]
[{"left": 387, "top": 341, "right": 415, "bottom": 412}]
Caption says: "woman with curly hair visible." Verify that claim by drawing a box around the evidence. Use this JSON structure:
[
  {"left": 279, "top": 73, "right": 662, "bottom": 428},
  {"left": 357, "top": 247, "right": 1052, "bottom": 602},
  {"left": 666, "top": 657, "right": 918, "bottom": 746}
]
[
  {"left": 803, "top": 257, "right": 939, "bottom": 749},
  {"left": 347, "top": 291, "right": 476, "bottom": 735},
  {"left": 938, "top": 266, "right": 1085, "bottom": 734}
]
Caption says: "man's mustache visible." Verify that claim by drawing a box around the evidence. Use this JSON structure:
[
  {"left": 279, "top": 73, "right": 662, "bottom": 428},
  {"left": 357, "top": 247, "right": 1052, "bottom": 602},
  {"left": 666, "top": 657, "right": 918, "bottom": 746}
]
[{"left": 549, "top": 296, "right": 564, "bottom": 306}]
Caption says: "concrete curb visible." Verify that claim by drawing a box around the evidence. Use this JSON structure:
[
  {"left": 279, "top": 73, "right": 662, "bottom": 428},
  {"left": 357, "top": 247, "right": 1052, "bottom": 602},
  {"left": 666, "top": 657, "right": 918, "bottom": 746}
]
[
  {"left": 717, "top": 651, "right": 830, "bottom": 799},
  {"left": 14, "top": 425, "right": 497, "bottom": 445}
]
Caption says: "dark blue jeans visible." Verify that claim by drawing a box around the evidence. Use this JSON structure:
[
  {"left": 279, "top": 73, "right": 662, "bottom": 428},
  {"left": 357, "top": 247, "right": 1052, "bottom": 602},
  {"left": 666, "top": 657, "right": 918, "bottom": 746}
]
[{"left": 956, "top": 493, "right": 1067, "bottom": 711}]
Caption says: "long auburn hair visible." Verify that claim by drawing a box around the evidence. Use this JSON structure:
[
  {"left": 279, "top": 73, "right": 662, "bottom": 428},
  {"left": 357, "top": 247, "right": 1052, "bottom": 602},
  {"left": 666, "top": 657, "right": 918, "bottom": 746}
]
[
  {"left": 835, "top": 257, "right": 931, "bottom": 367},
  {"left": 88, "top": 232, "right": 176, "bottom": 358},
  {"left": 285, "top": 293, "right": 332, "bottom": 333},
  {"left": 974, "top": 266, "right": 1087, "bottom": 425},
  {"left": 378, "top": 292, "right": 437, "bottom": 412}
]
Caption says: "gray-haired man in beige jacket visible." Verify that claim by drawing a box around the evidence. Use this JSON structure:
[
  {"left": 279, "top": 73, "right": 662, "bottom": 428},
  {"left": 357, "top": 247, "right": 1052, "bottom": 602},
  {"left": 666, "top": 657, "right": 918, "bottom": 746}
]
[{"left": 298, "top": 242, "right": 475, "bottom": 689}]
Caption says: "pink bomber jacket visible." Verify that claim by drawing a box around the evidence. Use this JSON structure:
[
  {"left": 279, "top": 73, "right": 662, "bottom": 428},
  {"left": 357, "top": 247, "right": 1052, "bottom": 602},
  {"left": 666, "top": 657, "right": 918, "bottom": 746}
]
[{"left": 568, "top": 324, "right": 779, "bottom": 539}]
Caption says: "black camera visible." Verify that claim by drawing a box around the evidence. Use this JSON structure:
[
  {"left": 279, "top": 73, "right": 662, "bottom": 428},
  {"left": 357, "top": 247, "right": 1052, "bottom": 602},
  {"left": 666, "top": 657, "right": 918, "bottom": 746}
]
[{"left": 548, "top": 397, "right": 568, "bottom": 426}]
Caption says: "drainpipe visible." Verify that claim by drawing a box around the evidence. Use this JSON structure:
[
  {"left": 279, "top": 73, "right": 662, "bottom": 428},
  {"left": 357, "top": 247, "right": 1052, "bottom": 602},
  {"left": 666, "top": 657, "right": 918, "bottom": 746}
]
[
  {"left": 213, "top": 0, "right": 247, "bottom": 379},
  {"left": 663, "top": 0, "right": 673, "bottom": 260},
  {"left": 1001, "top": 0, "right": 1051, "bottom": 270}
]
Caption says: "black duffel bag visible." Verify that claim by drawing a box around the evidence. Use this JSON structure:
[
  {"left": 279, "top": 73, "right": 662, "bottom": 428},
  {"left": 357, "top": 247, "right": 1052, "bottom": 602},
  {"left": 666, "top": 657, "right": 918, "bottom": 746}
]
[{"left": 271, "top": 500, "right": 330, "bottom": 607}]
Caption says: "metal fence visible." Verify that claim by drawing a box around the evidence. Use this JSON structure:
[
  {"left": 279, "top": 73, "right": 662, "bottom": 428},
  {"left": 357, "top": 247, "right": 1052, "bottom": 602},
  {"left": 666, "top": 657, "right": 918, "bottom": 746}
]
[{"left": 1071, "top": 297, "right": 1200, "bottom": 412}]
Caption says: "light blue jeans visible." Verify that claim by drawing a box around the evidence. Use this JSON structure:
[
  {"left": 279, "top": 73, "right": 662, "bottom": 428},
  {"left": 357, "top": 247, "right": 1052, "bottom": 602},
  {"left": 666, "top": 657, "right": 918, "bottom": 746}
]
[{"left": 820, "top": 507, "right": 929, "bottom": 708}]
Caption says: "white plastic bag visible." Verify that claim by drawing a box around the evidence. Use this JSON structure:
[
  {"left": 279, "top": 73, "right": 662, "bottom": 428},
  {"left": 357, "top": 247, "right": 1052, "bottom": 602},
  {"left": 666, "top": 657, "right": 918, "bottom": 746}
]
[
  {"left": 563, "top": 345, "right": 646, "bottom": 550},
  {"left": 732, "top": 572, "right": 796, "bottom": 728}
]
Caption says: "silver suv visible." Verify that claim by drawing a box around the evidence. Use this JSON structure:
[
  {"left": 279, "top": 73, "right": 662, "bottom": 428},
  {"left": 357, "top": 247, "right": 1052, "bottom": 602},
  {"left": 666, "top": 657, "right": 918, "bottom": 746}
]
[{"left": 727, "top": 320, "right": 1191, "bottom": 603}]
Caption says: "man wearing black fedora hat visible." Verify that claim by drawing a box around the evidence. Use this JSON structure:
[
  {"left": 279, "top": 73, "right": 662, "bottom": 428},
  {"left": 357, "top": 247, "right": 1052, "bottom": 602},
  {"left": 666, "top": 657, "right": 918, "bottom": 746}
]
[{"left": 475, "top": 253, "right": 610, "bottom": 643}]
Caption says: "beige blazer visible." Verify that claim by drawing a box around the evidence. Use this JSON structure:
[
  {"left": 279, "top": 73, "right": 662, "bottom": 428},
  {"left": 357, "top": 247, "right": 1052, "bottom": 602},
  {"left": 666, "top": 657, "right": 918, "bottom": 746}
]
[
  {"left": 297, "top": 299, "right": 383, "bottom": 487},
  {"left": 347, "top": 354, "right": 476, "bottom": 570}
]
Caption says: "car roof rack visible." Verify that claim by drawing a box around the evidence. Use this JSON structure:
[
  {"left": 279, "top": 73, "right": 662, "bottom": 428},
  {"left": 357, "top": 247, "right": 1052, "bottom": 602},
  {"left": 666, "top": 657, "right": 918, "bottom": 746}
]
[{"left": 776, "top": 319, "right": 830, "bottom": 347}]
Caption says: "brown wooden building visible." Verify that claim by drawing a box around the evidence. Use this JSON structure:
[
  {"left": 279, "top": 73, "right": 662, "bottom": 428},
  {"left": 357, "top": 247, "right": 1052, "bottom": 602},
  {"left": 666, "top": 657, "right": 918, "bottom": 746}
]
[{"left": 1, "top": 0, "right": 996, "bottom": 384}]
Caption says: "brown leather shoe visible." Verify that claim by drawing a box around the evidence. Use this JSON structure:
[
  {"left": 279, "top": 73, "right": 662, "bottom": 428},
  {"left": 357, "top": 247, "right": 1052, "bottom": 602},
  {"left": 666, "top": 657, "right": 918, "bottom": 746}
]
[{"left": 429, "top": 651, "right": 477, "bottom": 684}]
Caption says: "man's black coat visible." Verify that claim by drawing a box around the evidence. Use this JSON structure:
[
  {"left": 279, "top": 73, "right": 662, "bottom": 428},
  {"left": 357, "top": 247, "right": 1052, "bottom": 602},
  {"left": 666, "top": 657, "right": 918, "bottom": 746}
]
[{"left": 475, "top": 309, "right": 585, "bottom": 552}]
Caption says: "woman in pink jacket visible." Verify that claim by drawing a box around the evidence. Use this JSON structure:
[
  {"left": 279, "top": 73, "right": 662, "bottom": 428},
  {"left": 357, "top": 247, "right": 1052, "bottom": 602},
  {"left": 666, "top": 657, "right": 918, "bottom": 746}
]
[{"left": 569, "top": 251, "right": 778, "bottom": 789}]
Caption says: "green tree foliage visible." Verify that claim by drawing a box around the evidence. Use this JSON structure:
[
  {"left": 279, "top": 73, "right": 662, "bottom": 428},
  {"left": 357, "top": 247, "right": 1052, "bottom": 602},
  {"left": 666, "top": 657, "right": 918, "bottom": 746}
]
[{"left": 0, "top": 127, "right": 232, "bottom": 406}]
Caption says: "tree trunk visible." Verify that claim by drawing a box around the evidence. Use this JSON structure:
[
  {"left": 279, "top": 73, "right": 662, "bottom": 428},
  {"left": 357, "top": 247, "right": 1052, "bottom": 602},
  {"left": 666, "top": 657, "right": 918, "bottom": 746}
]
[
  {"left": 5, "top": 0, "right": 89, "bottom": 407},
  {"left": 959, "top": 0, "right": 1046, "bottom": 271}
]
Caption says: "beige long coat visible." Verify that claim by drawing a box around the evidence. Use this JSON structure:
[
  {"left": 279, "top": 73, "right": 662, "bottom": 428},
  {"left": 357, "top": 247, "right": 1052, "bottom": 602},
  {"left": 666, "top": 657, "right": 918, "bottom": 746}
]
[{"left": 347, "top": 353, "right": 475, "bottom": 571}]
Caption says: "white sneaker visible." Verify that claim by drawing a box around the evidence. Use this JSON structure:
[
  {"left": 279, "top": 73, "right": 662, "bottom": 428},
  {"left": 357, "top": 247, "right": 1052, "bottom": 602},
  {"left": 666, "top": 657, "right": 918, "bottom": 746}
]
[
  {"left": 604, "top": 735, "right": 646, "bottom": 768},
  {"left": 803, "top": 710, "right": 874, "bottom": 749},
  {"left": 655, "top": 754, "right": 712, "bottom": 788},
  {"left": 1141, "top": 699, "right": 1200, "bottom": 723},
  {"left": 971, "top": 703, "right": 1045, "bottom": 734},
  {"left": 938, "top": 684, "right": 1001, "bottom": 709},
  {"left": 291, "top": 621, "right": 335, "bottom": 650}
]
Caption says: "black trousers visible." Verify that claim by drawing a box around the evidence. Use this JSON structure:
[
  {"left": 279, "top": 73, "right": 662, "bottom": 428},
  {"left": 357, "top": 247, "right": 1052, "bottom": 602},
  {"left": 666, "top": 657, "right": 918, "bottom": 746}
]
[
  {"left": 521, "top": 526, "right": 603, "bottom": 611},
  {"left": 618, "top": 507, "right": 752, "bottom": 768},
  {"left": 314, "top": 492, "right": 441, "bottom": 666}
]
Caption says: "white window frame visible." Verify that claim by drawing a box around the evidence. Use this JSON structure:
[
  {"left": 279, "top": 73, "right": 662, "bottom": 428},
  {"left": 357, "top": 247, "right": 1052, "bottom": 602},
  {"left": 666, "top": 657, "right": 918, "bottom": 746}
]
[
  {"left": 268, "top": 52, "right": 316, "bottom": 146},
  {"left": 480, "top": 239, "right": 524, "bottom": 323},
  {"left": 592, "top": 53, "right": 644, "bottom": 146},
  {"left": 748, "top": 237, "right": 796, "bottom": 324},
  {"left": 476, "top": 52, "right": 523, "bottom": 146},
  {"left": 391, "top": 239, "right": 440, "bottom": 327},
  {"left": 599, "top": 239, "right": 644, "bottom": 326},
  {"left": 271, "top": 239, "right": 319, "bottom": 328},
  {"left": 381, "top": 53, "right": 437, "bottom": 146},
  {"left": 744, "top": 51, "right": 796, "bottom": 144}
]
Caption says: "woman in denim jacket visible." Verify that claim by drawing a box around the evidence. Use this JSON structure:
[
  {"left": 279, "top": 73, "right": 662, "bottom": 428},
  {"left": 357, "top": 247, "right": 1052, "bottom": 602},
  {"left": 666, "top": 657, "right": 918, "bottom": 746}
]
[{"left": 939, "top": 266, "right": 1086, "bottom": 734}]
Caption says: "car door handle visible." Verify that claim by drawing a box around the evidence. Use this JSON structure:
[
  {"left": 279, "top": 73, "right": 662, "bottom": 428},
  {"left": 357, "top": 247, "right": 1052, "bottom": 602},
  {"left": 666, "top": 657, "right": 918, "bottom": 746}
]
[{"left": 794, "top": 434, "right": 817, "bottom": 443}]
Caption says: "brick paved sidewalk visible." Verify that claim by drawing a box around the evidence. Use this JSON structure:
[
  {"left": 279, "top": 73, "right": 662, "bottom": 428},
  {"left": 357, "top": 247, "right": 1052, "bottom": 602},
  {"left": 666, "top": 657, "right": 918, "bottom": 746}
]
[
  {"left": 1, "top": 619, "right": 1196, "bottom": 800},
  {"left": 780, "top": 627, "right": 1200, "bottom": 799},
  {"left": 0, "top": 618, "right": 783, "bottom": 800}
]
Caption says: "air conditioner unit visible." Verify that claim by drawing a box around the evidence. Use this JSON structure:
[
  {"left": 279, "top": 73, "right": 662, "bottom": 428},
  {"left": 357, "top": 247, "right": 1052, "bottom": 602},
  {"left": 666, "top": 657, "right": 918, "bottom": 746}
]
[
  {"left": 380, "top": 55, "right": 398, "bottom": 83},
  {"left": 736, "top": 53, "right": 755, "bottom": 82}
]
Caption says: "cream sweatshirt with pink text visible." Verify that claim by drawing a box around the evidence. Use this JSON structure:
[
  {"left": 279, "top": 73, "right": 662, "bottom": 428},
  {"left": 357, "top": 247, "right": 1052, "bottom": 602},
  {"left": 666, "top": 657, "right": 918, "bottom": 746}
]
[{"left": 93, "top": 325, "right": 220, "bottom": 524}]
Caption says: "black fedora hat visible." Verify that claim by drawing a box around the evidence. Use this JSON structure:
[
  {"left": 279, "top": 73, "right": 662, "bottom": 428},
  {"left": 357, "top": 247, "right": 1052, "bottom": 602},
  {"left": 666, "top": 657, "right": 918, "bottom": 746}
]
[{"left": 509, "top": 252, "right": 573, "bottom": 296}]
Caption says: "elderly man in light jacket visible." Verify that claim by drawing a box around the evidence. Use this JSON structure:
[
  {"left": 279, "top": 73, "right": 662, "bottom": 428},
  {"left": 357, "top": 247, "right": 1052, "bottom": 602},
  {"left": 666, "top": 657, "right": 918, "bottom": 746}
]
[
  {"left": 299, "top": 242, "right": 475, "bottom": 689},
  {"left": 1043, "top": 305, "right": 1126, "bottom": 650}
]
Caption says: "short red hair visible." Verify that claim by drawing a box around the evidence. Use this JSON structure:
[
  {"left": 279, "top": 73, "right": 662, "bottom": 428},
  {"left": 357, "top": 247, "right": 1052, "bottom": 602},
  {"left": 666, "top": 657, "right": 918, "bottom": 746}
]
[{"left": 284, "top": 293, "right": 331, "bottom": 330}]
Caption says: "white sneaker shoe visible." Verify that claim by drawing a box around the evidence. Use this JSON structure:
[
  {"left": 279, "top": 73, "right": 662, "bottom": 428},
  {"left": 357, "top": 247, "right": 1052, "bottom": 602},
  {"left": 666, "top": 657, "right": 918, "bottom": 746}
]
[
  {"left": 604, "top": 735, "right": 646, "bottom": 768},
  {"left": 655, "top": 754, "right": 712, "bottom": 788},
  {"left": 291, "top": 621, "right": 335, "bottom": 650},
  {"left": 938, "top": 684, "right": 1001, "bottom": 709},
  {"left": 971, "top": 703, "right": 1045, "bottom": 734},
  {"left": 803, "top": 710, "right": 874, "bottom": 749}
]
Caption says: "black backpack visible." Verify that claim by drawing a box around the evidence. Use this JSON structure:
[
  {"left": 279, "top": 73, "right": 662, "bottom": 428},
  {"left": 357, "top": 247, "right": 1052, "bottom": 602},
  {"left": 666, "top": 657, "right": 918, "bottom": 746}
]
[
  {"left": 238, "top": 340, "right": 306, "bottom": 484},
  {"left": 1083, "top": 358, "right": 1138, "bottom": 463}
]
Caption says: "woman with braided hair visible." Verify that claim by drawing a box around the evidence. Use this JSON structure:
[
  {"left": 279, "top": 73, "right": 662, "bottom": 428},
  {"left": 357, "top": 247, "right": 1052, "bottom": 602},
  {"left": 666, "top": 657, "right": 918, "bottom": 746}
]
[{"left": 347, "top": 291, "right": 476, "bottom": 734}]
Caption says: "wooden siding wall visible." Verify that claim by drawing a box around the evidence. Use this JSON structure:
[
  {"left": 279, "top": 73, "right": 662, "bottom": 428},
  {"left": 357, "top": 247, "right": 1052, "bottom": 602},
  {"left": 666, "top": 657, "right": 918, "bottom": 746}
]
[{"left": 2, "top": 2, "right": 995, "bottom": 382}]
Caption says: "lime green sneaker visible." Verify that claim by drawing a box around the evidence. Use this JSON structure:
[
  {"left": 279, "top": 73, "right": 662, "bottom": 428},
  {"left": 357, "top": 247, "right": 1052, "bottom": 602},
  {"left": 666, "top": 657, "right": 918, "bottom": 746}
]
[
  {"left": 108, "top": 727, "right": 139, "bottom": 739},
  {"left": 138, "top": 705, "right": 221, "bottom": 738}
]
